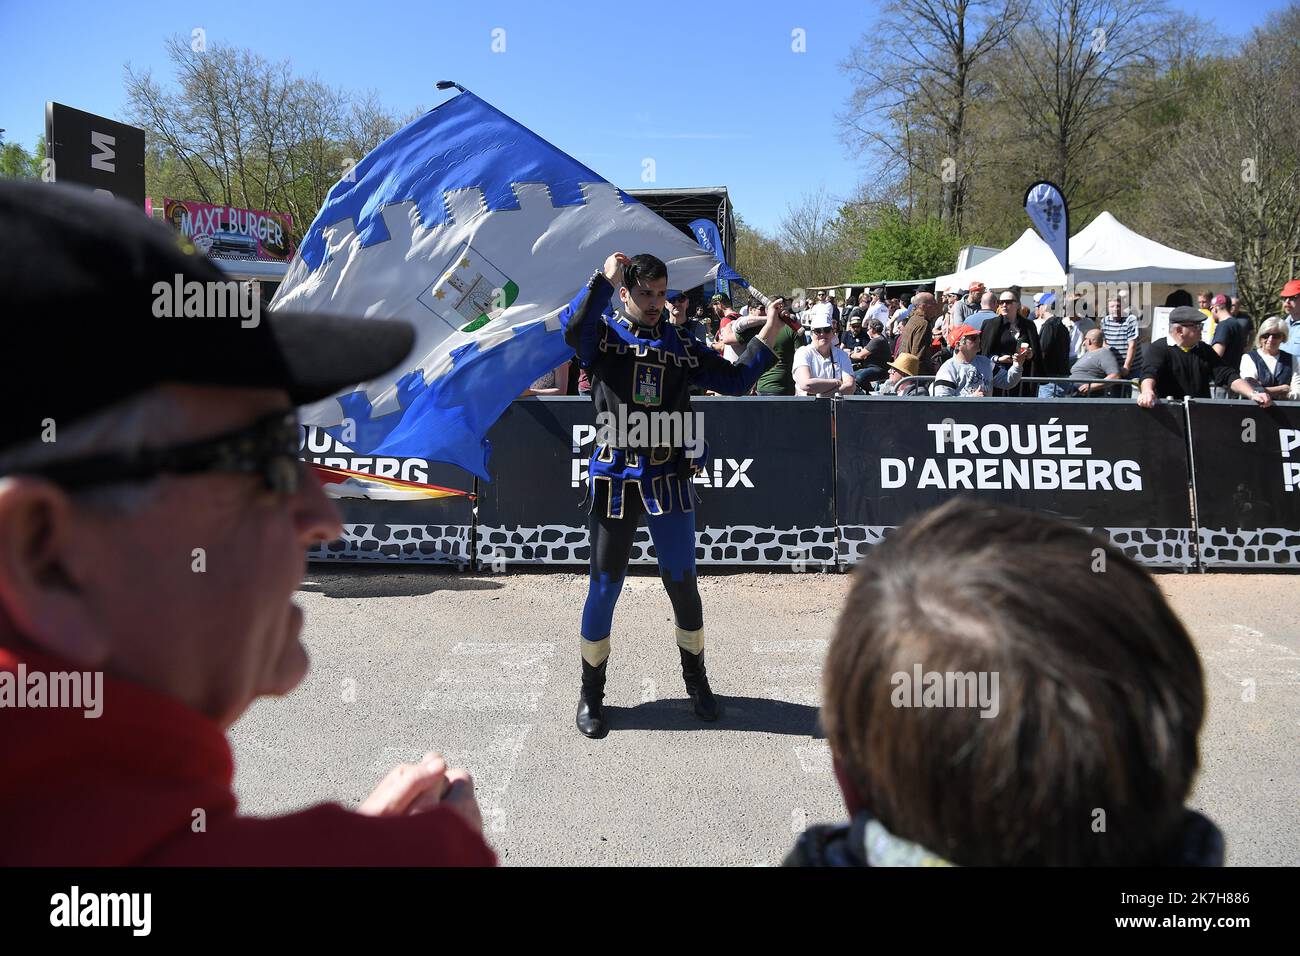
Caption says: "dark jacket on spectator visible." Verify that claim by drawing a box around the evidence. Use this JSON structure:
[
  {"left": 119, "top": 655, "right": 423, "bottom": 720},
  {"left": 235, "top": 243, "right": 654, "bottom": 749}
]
[
  {"left": 978, "top": 314, "right": 1042, "bottom": 394},
  {"left": 782, "top": 808, "right": 1225, "bottom": 867},
  {"left": 1038, "top": 314, "right": 1072, "bottom": 379},
  {"left": 1243, "top": 349, "right": 1292, "bottom": 388},
  {"left": 901, "top": 313, "right": 936, "bottom": 370},
  {"left": 1142, "top": 340, "right": 1239, "bottom": 399}
]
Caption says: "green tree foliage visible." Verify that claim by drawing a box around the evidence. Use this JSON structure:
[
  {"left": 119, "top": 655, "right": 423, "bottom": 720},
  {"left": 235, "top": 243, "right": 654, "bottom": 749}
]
[
  {"left": 0, "top": 136, "right": 44, "bottom": 180},
  {"left": 853, "top": 212, "right": 963, "bottom": 282}
]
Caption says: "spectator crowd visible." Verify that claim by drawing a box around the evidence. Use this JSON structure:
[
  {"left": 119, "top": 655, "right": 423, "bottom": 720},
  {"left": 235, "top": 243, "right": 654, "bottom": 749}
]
[{"left": 547, "top": 278, "right": 1300, "bottom": 407}]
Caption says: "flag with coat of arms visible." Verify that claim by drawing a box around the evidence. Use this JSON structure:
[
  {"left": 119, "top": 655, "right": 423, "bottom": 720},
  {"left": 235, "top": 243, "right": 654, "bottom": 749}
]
[{"left": 271, "top": 86, "right": 726, "bottom": 480}]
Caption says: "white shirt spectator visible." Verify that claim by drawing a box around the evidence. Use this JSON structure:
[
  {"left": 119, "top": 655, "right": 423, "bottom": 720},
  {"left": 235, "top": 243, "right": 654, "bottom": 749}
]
[
  {"left": 793, "top": 343, "right": 854, "bottom": 396},
  {"left": 867, "top": 301, "right": 890, "bottom": 326},
  {"left": 804, "top": 302, "right": 835, "bottom": 328},
  {"left": 1240, "top": 352, "right": 1283, "bottom": 381}
]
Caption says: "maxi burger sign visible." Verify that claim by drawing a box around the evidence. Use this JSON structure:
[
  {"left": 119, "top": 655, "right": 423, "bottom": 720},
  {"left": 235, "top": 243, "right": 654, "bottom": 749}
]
[{"left": 163, "top": 198, "right": 295, "bottom": 261}]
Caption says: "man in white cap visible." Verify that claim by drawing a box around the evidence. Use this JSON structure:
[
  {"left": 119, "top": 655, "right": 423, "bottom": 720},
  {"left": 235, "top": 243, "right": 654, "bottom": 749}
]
[{"left": 794, "top": 311, "right": 856, "bottom": 396}]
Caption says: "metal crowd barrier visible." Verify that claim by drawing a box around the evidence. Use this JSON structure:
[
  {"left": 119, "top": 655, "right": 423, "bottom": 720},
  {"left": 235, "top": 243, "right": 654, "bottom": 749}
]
[{"left": 890, "top": 375, "right": 1139, "bottom": 397}]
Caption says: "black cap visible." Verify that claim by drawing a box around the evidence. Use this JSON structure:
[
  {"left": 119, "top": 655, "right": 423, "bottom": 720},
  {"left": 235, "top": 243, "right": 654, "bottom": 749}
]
[
  {"left": 1169, "top": 305, "right": 1206, "bottom": 326},
  {"left": 0, "top": 180, "right": 414, "bottom": 453}
]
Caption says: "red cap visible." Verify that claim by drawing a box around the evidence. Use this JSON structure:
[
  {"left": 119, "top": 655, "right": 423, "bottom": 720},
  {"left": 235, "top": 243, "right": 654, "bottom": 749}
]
[
  {"left": 968, "top": 281, "right": 985, "bottom": 292},
  {"left": 1212, "top": 294, "right": 1230, "bottom": 308},
  {"left": 1281, "top": 279, "right": 1300, "bottom": 298},
  {"left": 947, "top": 324, "right": 980, "bottom": 349}
]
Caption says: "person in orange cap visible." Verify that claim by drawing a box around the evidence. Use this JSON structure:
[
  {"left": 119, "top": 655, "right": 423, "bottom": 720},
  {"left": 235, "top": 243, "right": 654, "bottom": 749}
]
[
  {"left": 932, "top": 324, "right": 1026, "bottom": 396},
  {"left": 1279, "top": 279, "right": 1300, "bottom": 360}
]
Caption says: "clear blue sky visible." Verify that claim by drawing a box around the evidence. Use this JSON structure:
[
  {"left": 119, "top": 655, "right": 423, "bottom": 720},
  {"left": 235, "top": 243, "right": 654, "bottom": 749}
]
[{"left": 0, "top": 0, "right": 1286, "bottom": 234}]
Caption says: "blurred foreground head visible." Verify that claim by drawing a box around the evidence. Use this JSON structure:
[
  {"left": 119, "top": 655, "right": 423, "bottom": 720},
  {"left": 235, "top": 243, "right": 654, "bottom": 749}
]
[
  {"left": 0, "top": 180, "right": 412, "bottom": 727},
  {"left": 822, "top": 498, "right": 1211, "bottom": 866}
]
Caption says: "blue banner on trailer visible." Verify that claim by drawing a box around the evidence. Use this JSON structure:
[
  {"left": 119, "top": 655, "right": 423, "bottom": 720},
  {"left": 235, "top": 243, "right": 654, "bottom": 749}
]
[
  {"left": 1187, "top": 400, "right": 1300, "bottom": 568},
  {"left": 834, "top": 397, "right": 1195, "bottom": 568}
]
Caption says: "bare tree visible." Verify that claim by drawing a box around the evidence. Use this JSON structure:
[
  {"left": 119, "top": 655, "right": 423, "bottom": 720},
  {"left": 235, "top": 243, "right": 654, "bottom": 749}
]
[
  {"left": 992, "top": 0, "right": 1178, "bottom": 214},
  {"left": 778, "top": 187, "right": 850, "bottom": 288},
  {"left": 125, "top": 36, "right": 403, "bottom": 245},
  {"left": 841, "top": 0, "right": 1027, "bottom": 231},
  {"left": 1139, "top": 6, "right": 1300, "bottom": 318}
]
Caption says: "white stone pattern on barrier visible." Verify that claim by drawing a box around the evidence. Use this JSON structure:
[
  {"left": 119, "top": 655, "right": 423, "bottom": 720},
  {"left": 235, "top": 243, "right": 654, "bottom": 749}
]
[
  {"left": 476, "top": 525, "right": 839, "bottom": 566},
  {"left": 308, "top": 524, "right": 472, "bottom": 564},
  {"left": 839, "top": 525, "right": 1194, "bottom": 567},
  {"left": 1197, "top": 528, "right": 1300, "bottom": 568}
]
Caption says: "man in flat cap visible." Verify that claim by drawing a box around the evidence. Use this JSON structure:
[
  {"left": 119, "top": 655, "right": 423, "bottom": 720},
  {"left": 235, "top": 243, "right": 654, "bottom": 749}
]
[
  {"left": 1136, "top": 305, "right": 1271, "bottom": 408},
  {"left": 0, "top": 181, "right": 494, "bottom": 865}
]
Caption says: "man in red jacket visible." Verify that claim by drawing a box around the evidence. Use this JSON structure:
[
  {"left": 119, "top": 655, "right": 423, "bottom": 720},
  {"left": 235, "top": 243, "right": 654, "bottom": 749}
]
[{"left": 0, "top": 181, "right": 494, "bottom": 866}]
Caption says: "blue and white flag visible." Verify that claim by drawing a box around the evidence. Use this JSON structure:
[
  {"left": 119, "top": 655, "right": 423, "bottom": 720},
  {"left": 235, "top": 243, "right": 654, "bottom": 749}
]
[
  {"left": 688, "top": 218, "right": 745, "bottom": 299},
  {"left": 1023, "top": 180, "right": 1069, "bottom": 275},
  {"left": 271, "top": 90, "right": 722, "bottom": 479}
]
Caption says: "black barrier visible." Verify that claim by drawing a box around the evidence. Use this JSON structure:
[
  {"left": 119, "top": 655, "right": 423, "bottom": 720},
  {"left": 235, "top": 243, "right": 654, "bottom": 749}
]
[
  {"left": 301, "top": 396, "right": 1300, "bottom": 573},
  {"left": 477, "top": 397, "right": 836, "bottom": 566},
  {"left": 835, "top": 397, "right": 1195, "bottom": 568},
  {"left": 1187, "top": 400, "right": 1300, "bottom": 568},
  {"left": 301, "top": 426, "right": 474, "bottom": 565}
]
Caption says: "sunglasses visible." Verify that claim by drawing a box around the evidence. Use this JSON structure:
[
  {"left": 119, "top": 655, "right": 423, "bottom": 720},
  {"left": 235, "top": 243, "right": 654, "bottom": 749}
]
[
  {"left": 1261, "top": 332, "right": 1283, "bottom": 339},
  {"left": 16, "top": 409, "right": 305, "bottom": 494}
]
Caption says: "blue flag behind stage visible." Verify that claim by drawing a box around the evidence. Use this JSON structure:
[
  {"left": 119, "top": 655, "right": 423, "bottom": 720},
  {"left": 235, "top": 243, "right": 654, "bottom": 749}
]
[
  {"left": 688, "top": 218, "right": 745, "bottom": 299},
  {"left": 271, "top": 90, "right": 722, "bottom": 480},
  {"left": 1024, "top": 181, "right": 1070, "bottom": 276}
]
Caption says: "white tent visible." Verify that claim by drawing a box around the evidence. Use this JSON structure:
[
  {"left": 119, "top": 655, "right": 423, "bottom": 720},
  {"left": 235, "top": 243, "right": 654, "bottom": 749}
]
[
  {"left": 1068, "top": 211, "right": 1236, "bottom": 286},
  {"left": 934, "top": 228, "right": 1065, "bottom": 291},
  {"left": 934, "top": 212, "right": 1236, "bottom": 290}
]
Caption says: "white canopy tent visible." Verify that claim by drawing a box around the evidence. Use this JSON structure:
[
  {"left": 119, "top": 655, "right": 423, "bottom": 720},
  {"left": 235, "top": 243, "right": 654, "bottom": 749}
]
[
  {"left": 934, "top": 228, "right": 1065, "bottom": 291},
  {"left": 934, "top": 212, "right": 1236, "bottom": 291},
  {"left": 1068, "top": 212, "right": 1236, "bottom": 286}
]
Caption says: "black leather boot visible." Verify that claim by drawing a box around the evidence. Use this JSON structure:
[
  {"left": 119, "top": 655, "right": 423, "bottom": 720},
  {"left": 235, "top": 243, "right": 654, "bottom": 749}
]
[
  {"left": 576, "top": 659, "right": 609, "bottom": 739},
  {"left": 679, "top": 646, "right": 721, "bottom": 721}
]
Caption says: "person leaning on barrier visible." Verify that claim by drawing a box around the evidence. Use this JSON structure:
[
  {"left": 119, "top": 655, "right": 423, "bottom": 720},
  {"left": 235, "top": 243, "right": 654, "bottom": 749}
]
[
  {"left": 794, "top": 311, "right": 856, "bottom": 397},
  {"left": 784, "top": 498, "right": 1223, "bottom": 867},
  {"left": 1070, "top": 328, "right": 1124, "bottom": 396},
  {"left": 931, "top": 325, "right": 1024, "bottom": 397},
  {"left": 1136, "top": 306, "right": 1271, "bottom": 409},
  {"left": 0, "top": 180, "right": 494, "bottom": 865},
  {"left": 1239, "top": 316, "right": 1294, "bottom": 401}
]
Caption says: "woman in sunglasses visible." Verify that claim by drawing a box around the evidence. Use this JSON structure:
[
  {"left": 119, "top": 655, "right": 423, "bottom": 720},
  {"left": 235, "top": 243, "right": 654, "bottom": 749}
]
[{"left": 1240, "top": 317, "right": 1294, "bottom": 401}]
